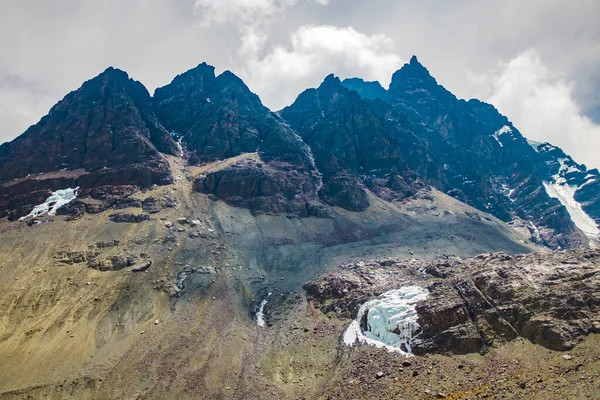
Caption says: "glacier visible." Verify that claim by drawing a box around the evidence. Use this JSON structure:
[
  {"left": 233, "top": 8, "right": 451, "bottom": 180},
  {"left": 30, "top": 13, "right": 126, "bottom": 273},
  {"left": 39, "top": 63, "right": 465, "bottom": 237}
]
[
  {"left": 19, "top": 187, "right": 80, "bottom": 221},
  {"left": 543, "top": 160, "right": 600, "bottom": 240},
  {"left": 343, "top": 286, "right": 429, "bottom": 355}
]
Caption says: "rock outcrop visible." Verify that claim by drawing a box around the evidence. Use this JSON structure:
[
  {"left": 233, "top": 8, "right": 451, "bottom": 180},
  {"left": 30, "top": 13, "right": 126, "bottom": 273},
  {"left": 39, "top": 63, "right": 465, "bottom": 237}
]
[{"left": 305, "top": 249, "right": 600, "bottom": 354}]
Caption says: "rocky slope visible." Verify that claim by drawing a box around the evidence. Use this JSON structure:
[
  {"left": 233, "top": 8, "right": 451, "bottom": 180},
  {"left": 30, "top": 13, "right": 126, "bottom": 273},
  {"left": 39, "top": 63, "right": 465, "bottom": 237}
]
[
  {"left": 306, "top": 249, "right": 600, "bottom": 355},
  {"left": 0, "top": 152, "right": 540, "bottom": 399}
]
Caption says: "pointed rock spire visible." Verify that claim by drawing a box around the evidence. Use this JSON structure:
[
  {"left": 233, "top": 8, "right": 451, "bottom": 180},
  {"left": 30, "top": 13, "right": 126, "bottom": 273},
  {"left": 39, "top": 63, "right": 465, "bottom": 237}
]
[{"left": 389, "top": 55, "right": 436, "bottom": 90}]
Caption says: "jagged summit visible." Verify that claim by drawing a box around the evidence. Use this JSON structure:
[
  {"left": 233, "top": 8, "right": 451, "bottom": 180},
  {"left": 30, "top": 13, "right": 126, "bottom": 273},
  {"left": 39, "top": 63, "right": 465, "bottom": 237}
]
[
  {"left": 322, "top": 73, "right": 341, "bottom": 85},
  {"left": 389, "top": 54, "right": 437, "bottom": 89},
  {"left": 99, "top": 66, "right": 129, "bottom": 78},
  {"left": 164, "top": 62, "right": 217, "bottom": 92},
  {"left": 1, "top": 58, "right": 598, "bottom": 248}
]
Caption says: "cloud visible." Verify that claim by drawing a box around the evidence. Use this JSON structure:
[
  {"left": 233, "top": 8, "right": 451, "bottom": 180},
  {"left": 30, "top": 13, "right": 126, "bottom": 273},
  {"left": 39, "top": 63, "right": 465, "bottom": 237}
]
[
  {"left": 194, "top": 0, "right": 328, "bottom": 27},
  {"left": 487, "top": 50, "right": 600, "bottom": 169},
  {"left": 242, "top": 25, "right": 402, "bottom": 109},
  {"left": 194, "top": 0, "right": 288, "bottom": 28}
]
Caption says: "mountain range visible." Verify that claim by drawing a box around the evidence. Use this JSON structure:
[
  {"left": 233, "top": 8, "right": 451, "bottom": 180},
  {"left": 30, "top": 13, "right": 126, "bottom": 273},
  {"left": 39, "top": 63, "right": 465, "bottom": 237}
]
[
  {"left": 1, "top": 56, "right": 598, "bottom": 249},
  {"left": 1, "top": 57, "right": 599, "bottom": 399}
]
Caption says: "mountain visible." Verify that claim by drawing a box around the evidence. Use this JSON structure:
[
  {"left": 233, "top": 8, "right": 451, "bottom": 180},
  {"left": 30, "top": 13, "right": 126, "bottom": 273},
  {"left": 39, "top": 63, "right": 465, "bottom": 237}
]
[
  {"left": 0, "top": 68, "right": 179, "bottom": 220},
  {"left": 338, "top": 56, "right": 594, "bottom": 249},
  {"left": 281, "top": 74, "right": 441, "bottom": 211},
  {"left": 153, "top": 63, "right": 322, "bottom": 216},
  {"left": 0, "top": 60, "right": 599, "bottom": 399},
  {"left": 154, "top": 63, "right": 313, "bottom": 167}
]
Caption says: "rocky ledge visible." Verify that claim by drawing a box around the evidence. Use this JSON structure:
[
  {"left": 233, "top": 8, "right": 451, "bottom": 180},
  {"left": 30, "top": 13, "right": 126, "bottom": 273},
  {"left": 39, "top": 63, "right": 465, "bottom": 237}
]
[{"left": 304, "top": 248, "right": 600, "bottom": 355}]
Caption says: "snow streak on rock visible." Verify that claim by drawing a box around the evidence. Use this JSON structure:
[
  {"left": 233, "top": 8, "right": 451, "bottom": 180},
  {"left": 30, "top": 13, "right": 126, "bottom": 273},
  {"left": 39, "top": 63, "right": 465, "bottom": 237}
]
[
  {"left": 343, "top": 286, "right": 429, "bottom": 355},
  {"left": 492, "top": 125, "right": 512, "bottom": 147}
]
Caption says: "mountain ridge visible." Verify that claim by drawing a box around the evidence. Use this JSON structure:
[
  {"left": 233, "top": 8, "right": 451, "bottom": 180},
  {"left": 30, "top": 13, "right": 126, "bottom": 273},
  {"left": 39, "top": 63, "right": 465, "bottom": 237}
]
[{"left": 0, "top": 58, "right": 597, "bottom": 248}]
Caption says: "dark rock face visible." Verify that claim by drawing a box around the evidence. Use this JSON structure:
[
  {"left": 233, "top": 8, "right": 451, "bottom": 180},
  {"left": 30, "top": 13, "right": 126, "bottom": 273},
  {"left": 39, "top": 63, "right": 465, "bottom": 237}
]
[
  {"left": 194, "top": 158, "right": 330, "bottom": 217},
  {"left": 318, "top": 175, "right": 370, "bottom": 212},
  {"left": 0, "top": 68, "right": 176, "bottom": 184},
  {"left": 281, "top": 74, "right": 435, "bottom": 210},
  {"left": 305, "top": 249, "right": 600, "bottom": 355}
]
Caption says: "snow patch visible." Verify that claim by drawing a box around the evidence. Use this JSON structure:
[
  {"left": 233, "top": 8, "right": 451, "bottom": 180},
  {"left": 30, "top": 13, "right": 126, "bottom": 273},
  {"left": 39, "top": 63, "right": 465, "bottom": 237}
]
[
  {"left": 343, "top": 286, "right": 429, "bottom": 355},
  {"left": 492, "top": 125, "right": 512, "bottom": 147},
  {"left": 19, "top": 187, "right": 79, "bottom": 221},
  {"left": 176, "top": 136, "right": 185, "bottom": 158},
  {"left": 580, "top": 179, "right": 597, "bottom": 190}
]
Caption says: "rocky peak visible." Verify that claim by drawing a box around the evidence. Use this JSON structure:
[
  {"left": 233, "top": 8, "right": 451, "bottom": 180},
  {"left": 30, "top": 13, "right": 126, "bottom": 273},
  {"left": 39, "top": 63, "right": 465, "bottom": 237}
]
[
  {"left": 0, "top": 67, "right": 179, "bottom": 220},
  {"left": 155, "top": 64, "right": 312, "bottom": 164},
  {"left": 389, "top": 55, "right": 437, "bottom": 90},
  {"left": 281, "top": 74, "right": 433, "bottom": 211},
  {"left": 156, "top": 62, "right": 217, "bottom": 99},
  {"left": 341, "top": 78, "right": 389, "bottom": 100},
  {"left": 0, "top": 67, "right": 176, "bottom": 183},
  {"left": 322, "top": 73, "right": 341, "bottom": 86},
  {"left": 340, "top": 57, "right": 589, "bottom": 249}
]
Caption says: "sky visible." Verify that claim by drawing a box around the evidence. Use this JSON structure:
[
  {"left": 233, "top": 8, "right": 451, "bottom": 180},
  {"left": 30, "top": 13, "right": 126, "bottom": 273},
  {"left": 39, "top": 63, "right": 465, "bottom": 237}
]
[{"left": 1, "top": 0, "right": 599, "bottom": 168}]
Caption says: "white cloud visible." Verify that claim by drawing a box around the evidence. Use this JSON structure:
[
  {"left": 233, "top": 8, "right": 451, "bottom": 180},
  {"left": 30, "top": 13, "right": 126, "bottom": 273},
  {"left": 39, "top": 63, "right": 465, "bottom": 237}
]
[
  {"left": 242, "top": 25, "right": 403, "bottom": 110},
  {"left": 487, "top": 50, "right": 600, "bottom": 169},
  {"left": 194, "top": 0, "right": 327, "bottom": 27},
  {"left": 0, "top": 88, "right": 55, "bottom": 139}
]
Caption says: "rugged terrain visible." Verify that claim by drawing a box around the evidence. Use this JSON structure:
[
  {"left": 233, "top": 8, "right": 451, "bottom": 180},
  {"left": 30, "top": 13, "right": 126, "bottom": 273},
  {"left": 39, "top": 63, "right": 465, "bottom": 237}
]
[{"left": 0, "top": 57, "right": 599, "bottom": 399}]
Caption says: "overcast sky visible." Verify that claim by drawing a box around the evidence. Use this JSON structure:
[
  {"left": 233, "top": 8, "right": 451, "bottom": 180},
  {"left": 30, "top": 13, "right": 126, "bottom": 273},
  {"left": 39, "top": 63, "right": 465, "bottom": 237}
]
[{"left": 1, "top": 0, "right": 599, "bottom": 168}]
